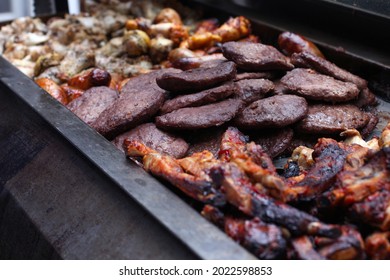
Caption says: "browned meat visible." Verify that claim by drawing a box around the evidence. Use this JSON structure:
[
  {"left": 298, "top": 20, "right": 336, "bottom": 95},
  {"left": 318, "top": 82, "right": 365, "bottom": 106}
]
[
  {"left": 272, "top": 80, "right": 289, "bottom": 95},
  {"left": 35, "top": 77, "right": 68, "bottom": 105},
  {"left": 67, "top": 68, "right": 112, "bottom": 91},
  {"left": 280, "top": 68, "right": 360, "bottom": 102},
  {"left": 295, "top": 104, "right": 369, "bottom": 135},
  {"left": 185, "top": 127, "right": 225, "bottom": 157},
  {"left": 234, "top": 78, "right": 274, "bottom": 104},
  {"left": 67, "top": 86, "right": 119, "bottom": 126},
  {"left": 222, "top": 41, "right": 294, "bottom": 71},
  {"left": 124, "top": 140, "right": 225, "bottom": 206},
  {"left": 209, "top": 162, "right": 341, "bottom": 237},
  {"left": 315, "top": 226, "right": 365, "bottom": 260},
  {"left": 290, "top": 236, "right": 325, "bottom": 260},
  {"left": 351, "top": 87, "right": 378, "bottom": 108},
  {"left": 277, "top": 31, "right": 324, "bottom": 58},
  {"left": 156, "top": 61, "right": 236, "bottom": 92},
  {"left": 234, "top": 95, "right": 308, "bottom": 129},
  {"left": 92, "top": 69, "right": 176, "bottom": 139},
  {"left": 319, "top": 147, "right": 390, "bottom": 208},
  {"left": 250, "top": 128, "right": 294, "bottom": 158},
  {"left": 234, "top": 71, "right": 277, "bottom": 81},
  {"left": 365, "top": 232, "right": 390, "bottom": 259},
  {"left": 112, "top": 123, "right": 189, "bottom": 158},
  {"left": 286, "top": 138, "right": 347, "bottom": 202},
  {"left": 360, "top": 112, "right": 379, "bottom": 138},
  {"left": 159, "top": 82, "right": 235, "bottom": 114},
  {"left": 202, "top": 205, "right": 287, "bottom": 259},
  {"left": 348, "top": 190, "right": 390, "bottom": 231},
  {"left": 156, "top": 99, "right": 244, "bottom": 130},
  {"left": 290, "top": 51, "right": 367, "bottom": 89}
]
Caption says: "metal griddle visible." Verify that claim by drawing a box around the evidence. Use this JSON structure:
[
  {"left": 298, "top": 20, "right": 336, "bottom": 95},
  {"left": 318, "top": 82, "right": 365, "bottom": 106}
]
[{"left": 1, "top": 0, "right": 389, "bottom": 259}]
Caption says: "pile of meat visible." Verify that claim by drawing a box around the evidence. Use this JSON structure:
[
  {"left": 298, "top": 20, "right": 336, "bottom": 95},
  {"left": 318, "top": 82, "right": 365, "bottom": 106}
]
[
  {"left": 125, "top": 122, "right": 390, "bottom": 260},
  {"left": 1, "top": 0, "right": 388, "bottom": 259}
]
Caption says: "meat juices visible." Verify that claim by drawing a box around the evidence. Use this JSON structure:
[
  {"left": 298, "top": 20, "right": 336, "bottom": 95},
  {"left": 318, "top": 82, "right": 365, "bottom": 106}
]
[
  {"left": 295, "top": 104, "right": 369, "bottom": 135},
  {"left": 67, "top": 86, "right": 118, "bottom": 125},
  {"left": 290, "top": 51, "right": 367, "bottom": 89},
  {"left": 156, "top": 99, "right": 244, "bottom": 130},
  {"left": 159, "top": 81, "right": 236, "bottom": 114},
  {"left": 112, "top": 123, "right": 189, "bottom": 158},
  {"left": 221, "top": 41, "right": 294, "bottom": 71},
  {"left": 156, "top": 61, "right": 237, "bottom": 92},
  {"left": 280, "top": 68, "right": 360, "bottom": 102},
  {"left": 92, "top": 69, "right": 178, "bottom": 139},
  {"left": 234, "top": 95, "right": 308, "bottom": 129}
]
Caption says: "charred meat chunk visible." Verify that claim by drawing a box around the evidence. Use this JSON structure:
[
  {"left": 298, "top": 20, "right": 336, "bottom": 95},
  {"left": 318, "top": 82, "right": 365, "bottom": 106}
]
[
  {"left": 280, "top": 68, "right": 360, "bottom": 102},
  {"left": 234, "top": 78, "right": 274, "bottom": 104},
  {"left": 290, "top": 51, "right": 367, "bottom": 89},
  {"left": 156, "top": 61, "right": 236, "bottom": 92},
  {"left": 156, "top": 99, "right": 244, "bottom": 130},
  {"left": 295, "top": 104, "right": 369, "bottom": 135},
  {"left": 67, "top": 86, "right": 118, "bottom": 126},
  {"left": 234, "top": 95, "right": 308, "bottom": 129},
  {"left": 222, "top": 41, "right": 294, "bottom": 71},
  {"left": 112, "top": 123, "right": 189, "bottom": 158},
  {"left": 159, "top": 82, "right": 235, "bottom": 114},
  {"left": 92, "top": 69, "right": 177, "bottom": 139}
]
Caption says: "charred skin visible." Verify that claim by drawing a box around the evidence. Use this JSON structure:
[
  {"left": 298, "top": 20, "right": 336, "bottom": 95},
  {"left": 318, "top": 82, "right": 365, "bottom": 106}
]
[
  {"left": 209, "top": 162, "right": 341, "bottom": 238},
  {"left": 290, "top": 236, "right": 325, "bottom": 260},
  {"left": 124, "top": 139, "right": 225, "bottom": 206},
  {"left": 319, "top": 147, "right": 390, "bottom": 208},
  {"left": 348, "top": 189, "right": 390, "bottom": 231},
  {"left": 365, "top": 231, "right": 390, "bottom": 260},
  {"left": 202, "top": 205, "right": 287, "bottom": 259}
]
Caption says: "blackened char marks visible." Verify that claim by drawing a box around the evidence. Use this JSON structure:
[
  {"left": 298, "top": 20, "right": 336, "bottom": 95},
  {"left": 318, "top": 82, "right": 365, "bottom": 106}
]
[
  {"left": 234, "top": 79, "right": 274, "bottom": 104},
  {"left": 290, "top": 51, "right": 367, "bottom": 89},
  {"left": 112, "top": 123, "right": 189, "bottom": 158},
  {"left": 156, "top": 99, "right": 244, "bottom": 130},
  {"left": 156, "top": 61, "right": 236, "bottom": 92},
  {"left": 234, "top": 95, "right": 308, "bottom": 129},
  {"left": 280, "top": 68, "right": 360, "bottom": 102},
  {"left": 222, "top": 41, "right": 294, "bottom": 71},
  {"left": 160, "top": 82, "right": 235, "bottom": 114},
  {"left": 92, "top": 69, "right": 176, "bottom": 139},
  {"left": 295, "top": 104, "right": 369, "bottom": 135},
  {"left": 67, "top": 86, "right": 118, "bottom": 125}
]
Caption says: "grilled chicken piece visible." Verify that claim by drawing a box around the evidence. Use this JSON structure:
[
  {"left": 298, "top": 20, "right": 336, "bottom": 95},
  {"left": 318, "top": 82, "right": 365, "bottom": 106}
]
[
  {"left": 202, "top": 205, "right": 287, "bottom": 259},
  {"left": 290, "top": 236, "right": 325, "bottom": 260},
  {"left": 380, "top": 122, "right": 390, "bottom": 148},
  {"left": 315, "top": 226, "right": 365, "bottom": 259},
  {"left": 348, "top": 190, "right": 390, "bottom": 231},
  {"left": 286, "top": 138, "right": 348, "bottom": 202},
  {"left": 209, "top": 162, "right": 341, "bottom": 238},
  {"left": 365, "top": 231, "right": 390, "bottom": 260},
  {"left": 320, "top": 147, "right": 390, "bottom": 208},
  {"left": 124, "top": 139, "right": 225, "bottom": 206}
]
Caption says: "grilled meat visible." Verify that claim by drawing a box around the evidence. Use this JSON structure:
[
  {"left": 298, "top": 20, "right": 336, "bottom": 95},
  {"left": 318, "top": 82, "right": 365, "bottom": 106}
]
[
  {"left": 290, "top": 51, "right": 367, "bottom": 89},
  {"left": 222, "top": 41, "right": 294, "bottom": 71},
  {"left": 202, "top": 205, "right": 287, "bottom": 259},
  {"left": 277, "top": 31, "right": 324, "bottom": 58},
  {"left": 365, "top": 231, "right": 390, "bottom": 260},
  {"left": 280, "top": 68, "right": 360, "bottom": 102},
  {"left": 234, "top": 95, "right": 308, "bottom": 129},
  {"left": 233, "top": 78, "right": 274, "bottom": 104}
]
